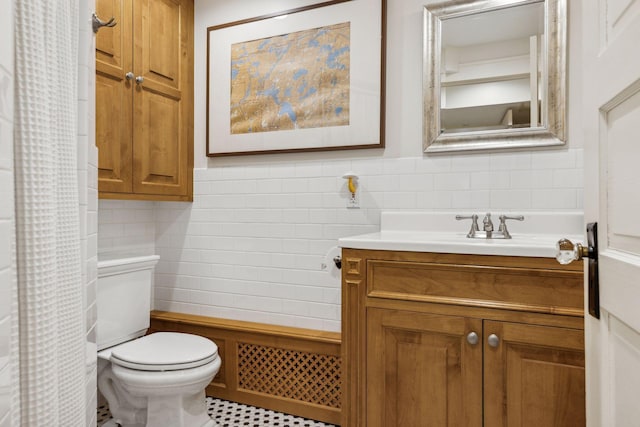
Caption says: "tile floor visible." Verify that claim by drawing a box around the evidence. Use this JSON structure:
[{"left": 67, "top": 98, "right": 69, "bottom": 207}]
[{"left": 97, "top": 396, "right": 336, "bottom": 427}]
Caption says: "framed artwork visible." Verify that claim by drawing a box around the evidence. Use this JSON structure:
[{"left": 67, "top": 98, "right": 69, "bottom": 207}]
[{"left": 206, "top": 0, "right": 386, "bottom": 156}]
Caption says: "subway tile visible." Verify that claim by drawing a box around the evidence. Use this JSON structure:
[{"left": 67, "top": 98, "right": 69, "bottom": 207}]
[
  {"left": 221, "top": 166, "right": 246, "bottom": 181},
  {"left": 266, "top": 194, "right": 297, "bottom": 208},
  {"left": 295, "top": 162, "right": 323, "bottom": 177},
  {"left": 577, "top": 189, "right": 584, "bottom": 209},
  {"left": 267, "top": 163, "right": 296, "bottom": 179},
  {"left": 415, "top": 156, "right": 451, "bottom": 174},
  {"left": 321, "top": 159, "right": 352, "bottom": 177},
  {"left": 322, "top": 320, "right": 341, "bottom": 333},
  {"left": 294, "top": 224, "right": 324, "bottom": 239},
  {"left": 350, "top": 158, "right": 384, "bottom": 176},
  {"left": 490, "top": 190, "right": 532, "bottom": 209},
  {"left": 433, "top": 173, "right": 470, "bottom": 191},
  {"left": 383, "top": 158, "right": 416, "bottom": 175},
  {"left": 416, "top": 191, "right": 452, "bottom": 209},
  {"left": 364, "top": 174, "right": 399, "bottom": 192},
  {"left": 308, "top": 209, "right": 337, "bottom": 224},
  {"left": 294, "top": 254, "right": 322, "bottom": 270},
  {"left": 0, "top": 364, "right": 9, "bottom": 421},
  {"left": 396, "top": 174, "right": 434, "bottom": 192},
  {"left": 294, "top": 193, "right": 326, "bottom": 208},
  {"left": 0, "top": 271, "right": 9, "bottom": 319},
  {"left": 489, "top": 152, "right": 532, "bottom": 170},
  {"left": 552, "top": 169, "right": 583, "bottom": 188},
  {"left": 0, "top": 224, "right": 10, "bottom": 270},
  {"left": 452, "top": 190, "right": 491, "bottom": 209},
  {"left": 307, "top": 177, "right": 339, "bottom": 193},
  {"left": 281, "top": 209, "right": 310, "bottom": 224},
  {"left": 0, "top": 172, "right": 12, "bottom": 219},
  {"left": 242, "top": 165, "right": 269, "bottom": 180},
  {"left": 470, "top": 171, "right": 510, "bottom": 190},
  {"left": 0, "top": 71, "right": 12, "bottom": 122},
  {"left": 451, "top": 155, "right": 491, "bottom": 172},
  {"left": 0, "top": 119, "right": 12, "bottom": 171},
  {"left": 256, "top": 179, "right": 283, "bottom": 193},
  {"left": 281, "top": 239, "right": 310, "bottom": 254},
  {"left": 382, "top": 192, "right": 417, "bottom": 209},
  {"left": 531, "top": 189, "right": 577, "bottom": 209},
  {"left": 531, "top": 149, "right": 576, "bottom": 170},
  {"left": 0, "top": 316, "right": 9, "bottom": 361}
]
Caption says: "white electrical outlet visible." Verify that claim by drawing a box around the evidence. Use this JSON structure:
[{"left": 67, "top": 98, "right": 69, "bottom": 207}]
[{"left": 347, "top": 192, "right": 360, "bottom": 209}]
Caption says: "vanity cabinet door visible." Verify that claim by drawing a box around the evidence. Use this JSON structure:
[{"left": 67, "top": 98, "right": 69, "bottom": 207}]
[
  {"left": 366, "top": 308, "right": 482, "bottom": 427},
  {"left": 483, "top": 320, "right": 585, "bottom": 427}
]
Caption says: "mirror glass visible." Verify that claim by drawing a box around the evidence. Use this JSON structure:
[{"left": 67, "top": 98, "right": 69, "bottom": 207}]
[{"left": 423, "top": 0, "right": 566, "bottom": 153}]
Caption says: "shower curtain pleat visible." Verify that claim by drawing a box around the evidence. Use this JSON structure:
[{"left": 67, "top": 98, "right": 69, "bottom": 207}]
[{"left": 14, "top": 0, "right": 86, "bottom": 425}]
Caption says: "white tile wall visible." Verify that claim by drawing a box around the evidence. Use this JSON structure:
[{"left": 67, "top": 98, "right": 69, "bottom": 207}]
[
  {"left": 0, "top": 4, "right": 13, "bottom": 424},
  {"left": 79, "top": 0, "right": 98, "bottom": 425},
  {"left": 136, "top": 149, "right": 582, "bottom": 333},
  {"left": 98, "top": 200, "right": 157, "bottom": 256}
]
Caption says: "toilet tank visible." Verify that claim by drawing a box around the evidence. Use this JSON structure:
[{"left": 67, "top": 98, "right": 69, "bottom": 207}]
[{"left": 96, "top": 254, "right": 160, "bottom": 351}]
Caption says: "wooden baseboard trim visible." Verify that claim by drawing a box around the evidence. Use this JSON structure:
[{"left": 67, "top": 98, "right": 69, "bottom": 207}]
[{"left": 150, "top": 311, "right": 342, "bottom": 425}]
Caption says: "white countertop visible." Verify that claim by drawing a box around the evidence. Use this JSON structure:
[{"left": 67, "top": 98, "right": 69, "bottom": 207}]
[{"left": 338, "top": 211, "right": 584, "bottom": 258}]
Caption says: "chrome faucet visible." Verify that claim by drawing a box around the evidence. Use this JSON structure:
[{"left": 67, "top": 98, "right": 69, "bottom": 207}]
[
  {"left": 456, "top": 213, "right": 524, "bottom": 239},
  {"left": 482, "top": 213, "right": 494, "bottom": 236}
]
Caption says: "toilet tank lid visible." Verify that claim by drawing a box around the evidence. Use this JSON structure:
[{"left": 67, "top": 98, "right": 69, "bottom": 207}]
[
  {"left": 97, "top": 254, "right": 160, "bottom": 277},
  {"left": 110, "top": 332, "right": 218, "bottom": 368}
]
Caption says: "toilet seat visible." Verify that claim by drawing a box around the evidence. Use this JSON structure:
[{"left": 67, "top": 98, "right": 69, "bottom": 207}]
[{"left": 110, "top": 332, "right": 218, "bottom": 371}]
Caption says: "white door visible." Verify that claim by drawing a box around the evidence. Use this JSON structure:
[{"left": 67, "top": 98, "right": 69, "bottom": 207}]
[{"left": 582, "top": 1, "right": 640, "bottom": 425}]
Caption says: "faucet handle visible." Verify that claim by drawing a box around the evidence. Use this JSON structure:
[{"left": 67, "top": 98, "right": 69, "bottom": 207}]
[
  {"left": 456, "top": 214, "right": 479, "bottom": 237},
  {"left": 498, "top": 214, "right": 524, "bottom": 238}
]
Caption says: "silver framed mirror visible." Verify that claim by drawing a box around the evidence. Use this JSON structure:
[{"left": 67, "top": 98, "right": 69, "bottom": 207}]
[{"left": 423, "top": 0, "right": 567, "bottom": 153}]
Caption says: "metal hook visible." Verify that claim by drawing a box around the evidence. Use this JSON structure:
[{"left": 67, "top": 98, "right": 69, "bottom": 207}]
[
  {"left": 92, "top": 13, "right": 117, "bottom": 34},
  {"left": 333, "top": 256, "right": 342, "bottom": 270}
]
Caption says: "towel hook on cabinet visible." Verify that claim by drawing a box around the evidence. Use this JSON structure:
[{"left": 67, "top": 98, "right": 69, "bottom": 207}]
[{"left": 92, "top": 13, "right": 116, "bottom": 34}]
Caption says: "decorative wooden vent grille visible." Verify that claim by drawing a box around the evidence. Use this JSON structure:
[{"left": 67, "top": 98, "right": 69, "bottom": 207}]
[{"left": 237, "top": 342, "right": 342, "bottom": 409}]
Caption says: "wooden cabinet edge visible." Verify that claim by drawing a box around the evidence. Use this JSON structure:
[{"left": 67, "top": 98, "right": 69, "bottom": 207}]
[{"left": 99, "top": 191, "right": 193, "bottom": 202}]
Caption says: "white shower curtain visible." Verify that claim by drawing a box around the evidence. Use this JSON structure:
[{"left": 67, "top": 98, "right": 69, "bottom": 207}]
[{"left": 13, "top": 0, "right": 87, "bottom": 425}]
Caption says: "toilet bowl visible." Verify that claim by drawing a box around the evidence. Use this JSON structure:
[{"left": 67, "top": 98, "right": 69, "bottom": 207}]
[
  {"left": 96, "top": 255, "right": 221, "bottom": 427},
  {"left": 98, "top": 332, "right": 220, "bottom": 427}
]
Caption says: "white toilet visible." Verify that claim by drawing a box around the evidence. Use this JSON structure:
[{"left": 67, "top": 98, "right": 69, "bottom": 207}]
[{"left": 96, "top": 254, "right": 221, "bottom": 427}]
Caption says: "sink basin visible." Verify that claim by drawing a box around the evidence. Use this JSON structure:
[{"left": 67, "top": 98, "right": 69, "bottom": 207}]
[{"left": 338, "top": 211, "right": 584, "bottom": 258}]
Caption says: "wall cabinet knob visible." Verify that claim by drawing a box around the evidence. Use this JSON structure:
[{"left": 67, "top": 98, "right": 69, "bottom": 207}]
[
  {"left": 467, "top": 332, "right": 479, "bottom": 345},
  {"left": 125, "top": 72, "right": 134, "bottom": 81},
  {"left": 487, "top": 334, "right": 500, "bottom": 348},
  {"left": 135, "top": 76, "right": 144, "bottom": 84}
]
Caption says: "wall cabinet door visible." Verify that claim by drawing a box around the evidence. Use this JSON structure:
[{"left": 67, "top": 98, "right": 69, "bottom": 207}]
[
  {"left": 96, "top": 0, "right": 133, "bottom": 193},
  {"left": 484, "top": 321, "right": 586, "bottom": 427},
  {"left": 96, "top": 0, "right": 193, "bottom": 200},
  {"left": 132, "top": 0, "right": 193, "bottom": 197},
  {"left": 366, "top": 308, "right": 483, "bottom": 427}
]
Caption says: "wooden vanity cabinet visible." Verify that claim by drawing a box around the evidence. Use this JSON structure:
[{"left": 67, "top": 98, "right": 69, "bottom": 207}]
[
  {"left": 342, "top": 249, "right": 585, "bottom": 427},
  {"left": 95, "top": 0, "right": 194, "bottom": 201}
]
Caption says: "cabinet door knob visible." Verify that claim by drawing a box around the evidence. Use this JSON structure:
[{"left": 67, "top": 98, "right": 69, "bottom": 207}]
[
  {"left": 467, "top": 332, "right": 479, "bottom": 345},
  {"left": 487, "top": 334, "right": 500, "bottom": 348},
  {"left": 125, "top": 72, "right": 134, "bottom": 81},
  {"left": 135, "top": 76, "right": 144, "bottom": 84}
]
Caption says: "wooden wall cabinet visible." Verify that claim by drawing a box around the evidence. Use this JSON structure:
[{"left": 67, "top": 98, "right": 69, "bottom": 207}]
[
  {"left": 96, "top": 0, "right": 194, "bottom": 201},
  {"left": 342, "top": 249, "right": 585, "bottom": 427}
]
